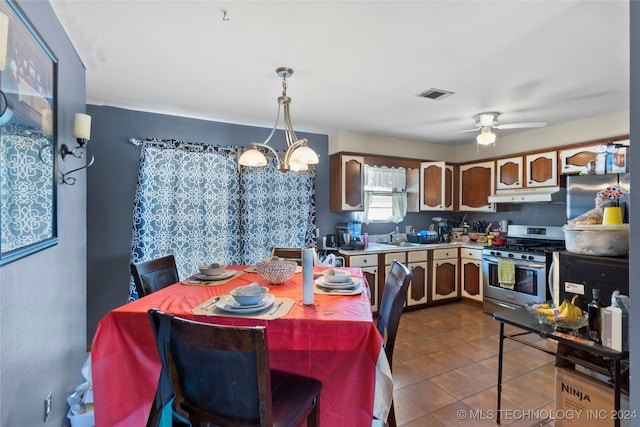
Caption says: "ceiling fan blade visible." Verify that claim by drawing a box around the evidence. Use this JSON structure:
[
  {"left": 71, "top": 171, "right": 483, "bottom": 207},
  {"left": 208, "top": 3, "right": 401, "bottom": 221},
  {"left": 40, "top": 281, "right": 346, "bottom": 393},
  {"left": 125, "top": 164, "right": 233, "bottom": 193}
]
[
  {"left": 454, "top": 127, "right": 480, "bottom": 134},
  {"left": 494, "top": 121, "right": 547, "bottom": 130}
]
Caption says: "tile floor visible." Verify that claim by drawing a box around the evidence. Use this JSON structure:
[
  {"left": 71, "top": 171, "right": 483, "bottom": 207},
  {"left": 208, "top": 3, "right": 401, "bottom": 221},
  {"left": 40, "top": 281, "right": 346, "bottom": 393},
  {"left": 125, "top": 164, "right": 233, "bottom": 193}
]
[{"left": 391, "top": 301, "right": 558, "bottom": 427}]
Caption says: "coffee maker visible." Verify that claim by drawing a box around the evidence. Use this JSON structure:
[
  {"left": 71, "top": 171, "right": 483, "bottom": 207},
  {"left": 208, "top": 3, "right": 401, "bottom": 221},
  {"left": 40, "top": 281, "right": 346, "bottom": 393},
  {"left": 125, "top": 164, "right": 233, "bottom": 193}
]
[{"left": 336, "top": 221, "right": 362, "bottom": 249}]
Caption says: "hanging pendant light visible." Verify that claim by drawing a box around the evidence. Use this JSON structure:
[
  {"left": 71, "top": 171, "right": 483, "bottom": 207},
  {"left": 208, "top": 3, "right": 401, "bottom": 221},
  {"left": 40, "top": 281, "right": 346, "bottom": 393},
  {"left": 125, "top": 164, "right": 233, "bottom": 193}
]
[{"left": 238, "top": 67, "right": 319, "bottom": 172}]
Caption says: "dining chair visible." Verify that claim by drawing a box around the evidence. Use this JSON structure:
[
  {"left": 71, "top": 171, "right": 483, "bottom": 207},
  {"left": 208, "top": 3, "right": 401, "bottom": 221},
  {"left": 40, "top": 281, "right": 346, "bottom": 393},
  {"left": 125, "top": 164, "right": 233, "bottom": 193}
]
[
  {"left": 130, "top": 255, "right": 179, "bottom": 298},
  {"left": 271, "top": 247, "right": 303, "bottom": 265},
  {"left": 377, "top": 260, "right": 412, "bottom": 427},
  {"left": 147, "top": 308, "right": 322, "bottom": 427}
]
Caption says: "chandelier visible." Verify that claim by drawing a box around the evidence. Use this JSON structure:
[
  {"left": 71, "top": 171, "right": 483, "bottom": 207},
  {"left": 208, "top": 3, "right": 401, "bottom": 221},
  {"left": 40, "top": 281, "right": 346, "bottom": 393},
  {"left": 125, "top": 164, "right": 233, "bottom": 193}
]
[{"left": 238, "top": 67, "right": 318, "bottom": 172}]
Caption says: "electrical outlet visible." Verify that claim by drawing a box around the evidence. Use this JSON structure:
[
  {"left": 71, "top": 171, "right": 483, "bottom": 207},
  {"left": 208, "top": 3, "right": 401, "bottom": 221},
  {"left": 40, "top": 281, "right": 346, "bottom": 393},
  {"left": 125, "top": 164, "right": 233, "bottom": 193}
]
[{"left": 44, "top": 391, "right": 52, "bottom": 422}]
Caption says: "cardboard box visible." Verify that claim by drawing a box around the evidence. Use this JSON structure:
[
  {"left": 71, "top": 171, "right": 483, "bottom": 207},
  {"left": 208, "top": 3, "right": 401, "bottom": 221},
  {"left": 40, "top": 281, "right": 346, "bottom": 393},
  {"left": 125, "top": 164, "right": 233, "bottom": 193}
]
[
  {"left": 555, "top": 367, "right": 629, "bottom": 427},
  {"left": 611, "top": 146, "right": 629, "bottom": 173}
]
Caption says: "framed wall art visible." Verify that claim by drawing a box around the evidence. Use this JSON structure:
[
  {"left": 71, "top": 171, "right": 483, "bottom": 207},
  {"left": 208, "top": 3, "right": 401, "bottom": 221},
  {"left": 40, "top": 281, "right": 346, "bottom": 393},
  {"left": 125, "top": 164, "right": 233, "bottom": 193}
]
[{"left": 0, "top": 0, "right": 58, "bottom": 265}]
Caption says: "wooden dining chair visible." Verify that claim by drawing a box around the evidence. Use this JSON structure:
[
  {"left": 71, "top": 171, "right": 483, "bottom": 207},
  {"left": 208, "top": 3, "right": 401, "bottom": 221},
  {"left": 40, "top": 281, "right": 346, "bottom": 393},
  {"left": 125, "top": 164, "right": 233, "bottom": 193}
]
[
  {"left": 130, "top": 255, "right": 179, "bottom": 298},
  {"left": 377, "top": 260, "right": 412, "bottom": 427},
  {"left": 270, "top": 247, "right": 303, "bottom": 265},
  {"left": 147, "top": 308, "right": 322, "bottom": 427}
]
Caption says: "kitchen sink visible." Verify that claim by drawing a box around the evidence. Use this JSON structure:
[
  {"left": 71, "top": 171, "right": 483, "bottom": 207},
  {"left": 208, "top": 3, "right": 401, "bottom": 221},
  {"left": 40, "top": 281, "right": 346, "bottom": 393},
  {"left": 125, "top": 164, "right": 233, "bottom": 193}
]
[{"left": 382, "top": 241, "right": 424, "bottom": 247}]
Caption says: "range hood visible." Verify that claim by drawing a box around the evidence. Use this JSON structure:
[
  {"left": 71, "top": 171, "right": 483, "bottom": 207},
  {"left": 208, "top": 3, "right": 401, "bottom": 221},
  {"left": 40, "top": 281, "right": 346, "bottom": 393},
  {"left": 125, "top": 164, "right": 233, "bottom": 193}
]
[{"left": 488, "top": 187, "right": 565, "bottom": 203}]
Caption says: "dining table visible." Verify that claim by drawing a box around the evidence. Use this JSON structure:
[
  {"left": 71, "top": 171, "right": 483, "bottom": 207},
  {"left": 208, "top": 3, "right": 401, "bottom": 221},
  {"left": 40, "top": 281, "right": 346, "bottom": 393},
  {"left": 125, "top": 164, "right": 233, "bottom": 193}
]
[{"left": 91, "top": 265, "right": 392, "bottom": 427}]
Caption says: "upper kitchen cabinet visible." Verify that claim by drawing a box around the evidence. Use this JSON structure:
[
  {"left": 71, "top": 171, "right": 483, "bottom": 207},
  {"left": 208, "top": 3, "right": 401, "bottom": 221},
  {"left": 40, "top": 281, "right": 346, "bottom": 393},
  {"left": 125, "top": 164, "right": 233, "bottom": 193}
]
[
  {"left": 496, "top": 157, "right": 524, "bottom": 190},
  {"left": 420, "top": 161, "right": 454, "bottom": 211},
  {"left": 559, "top": 144, "right": 600, "bottom": 175},
  {"left": 459, "top": 161, "right": 495, "bottom": 212},
  {"left": 330, "top": 154, "right": 364, "bottom": 212},
  {"left": 525, "top": 151, "right": 558, "bottom": 188}
]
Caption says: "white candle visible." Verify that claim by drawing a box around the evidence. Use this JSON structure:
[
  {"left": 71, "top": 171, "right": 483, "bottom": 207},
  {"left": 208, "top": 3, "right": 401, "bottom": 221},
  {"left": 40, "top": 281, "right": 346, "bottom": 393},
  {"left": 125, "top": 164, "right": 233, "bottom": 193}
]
[
  {"left": 73, "top": 113, "right": 91, "bottom": 140},
  {"left": 302, "top": 248, "right": 314, "bottom": 305}
]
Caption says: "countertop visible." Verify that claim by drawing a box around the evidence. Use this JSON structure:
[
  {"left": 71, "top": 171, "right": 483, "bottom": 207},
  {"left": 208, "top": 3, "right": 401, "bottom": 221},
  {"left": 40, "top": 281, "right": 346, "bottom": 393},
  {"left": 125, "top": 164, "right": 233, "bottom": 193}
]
[{"left": 337, "top": 241, "right": 486, "bottom": 256}]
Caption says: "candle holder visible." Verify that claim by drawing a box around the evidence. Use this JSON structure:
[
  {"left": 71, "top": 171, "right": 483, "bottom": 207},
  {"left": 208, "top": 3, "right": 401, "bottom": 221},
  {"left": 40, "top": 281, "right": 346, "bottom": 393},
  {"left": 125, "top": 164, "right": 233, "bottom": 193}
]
[{"left": 61, "top": 113, "right": 94, "bottom": 185}]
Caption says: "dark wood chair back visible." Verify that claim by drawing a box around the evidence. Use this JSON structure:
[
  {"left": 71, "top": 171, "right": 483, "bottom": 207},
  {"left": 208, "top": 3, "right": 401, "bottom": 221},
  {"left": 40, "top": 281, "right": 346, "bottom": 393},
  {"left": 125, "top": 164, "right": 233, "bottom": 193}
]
[
  {"left": 131, "top": 255, "right": 179, "bottom": 298},
  {"left": 271, "top": 247, "right": 303, "bottom": 265},
  {"left": 377, "top": 260, "right": 412, "bottom": 368},
  {"left": 147, "top": 309, "right": 321, "bottom": 427},
  {"left": 376, "top": 259, "right": 412, "bottom": 427}
]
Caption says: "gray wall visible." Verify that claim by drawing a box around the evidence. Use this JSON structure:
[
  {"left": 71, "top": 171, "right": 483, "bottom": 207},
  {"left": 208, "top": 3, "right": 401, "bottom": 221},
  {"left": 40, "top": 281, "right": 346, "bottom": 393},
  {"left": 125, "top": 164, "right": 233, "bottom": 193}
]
[
  {"left": 628, "top": 1, "right": 638, "bottom": 422},
  {"left": 0, "top": 1, "right": 87, "bottom": 426},
  {"left": 85, "top": 106, "right": 337, "bottom": 342}
]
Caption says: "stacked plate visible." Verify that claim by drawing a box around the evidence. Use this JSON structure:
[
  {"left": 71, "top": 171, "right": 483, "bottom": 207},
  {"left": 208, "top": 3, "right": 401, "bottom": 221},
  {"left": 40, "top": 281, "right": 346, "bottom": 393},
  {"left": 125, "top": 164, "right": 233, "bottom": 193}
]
[
  {"left": 315, "top": 269, "right": 358, "bottom": 291},
  {"left": 215, "top": 283, "right": 275, "bottom": 313},
  {"left": 193, "top": 269, "right": 236, "bottom": 281}
]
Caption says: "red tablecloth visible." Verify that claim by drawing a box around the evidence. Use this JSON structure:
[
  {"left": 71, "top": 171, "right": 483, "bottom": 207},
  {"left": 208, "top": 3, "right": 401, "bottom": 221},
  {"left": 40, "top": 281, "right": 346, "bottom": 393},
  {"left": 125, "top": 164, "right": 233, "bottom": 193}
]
[{"left": 91, "top": 267, "right": 385, "bottom": 427}]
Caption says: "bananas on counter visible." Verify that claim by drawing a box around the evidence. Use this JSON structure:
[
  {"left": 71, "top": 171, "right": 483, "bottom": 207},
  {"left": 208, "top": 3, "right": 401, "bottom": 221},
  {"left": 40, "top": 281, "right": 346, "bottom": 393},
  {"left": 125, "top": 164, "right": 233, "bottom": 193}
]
[{"left": 530, "top": 296, "right": 583, "bottom": 324}]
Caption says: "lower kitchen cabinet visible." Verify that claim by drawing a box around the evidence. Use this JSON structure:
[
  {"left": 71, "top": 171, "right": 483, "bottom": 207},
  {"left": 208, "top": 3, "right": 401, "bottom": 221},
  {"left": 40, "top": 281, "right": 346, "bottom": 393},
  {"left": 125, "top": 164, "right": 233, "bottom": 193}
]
[
  {"left": 344, "top": 254, "right": 379, "bottom": 312},
  {"left": 407, "top": 250, "right": 428, "bottom": 306},
  {"left": 460, "top": 248, "right": 483, "bottom": 302},
  {"left": 432, "top": 248, "right": 458, "bottom": 301}
]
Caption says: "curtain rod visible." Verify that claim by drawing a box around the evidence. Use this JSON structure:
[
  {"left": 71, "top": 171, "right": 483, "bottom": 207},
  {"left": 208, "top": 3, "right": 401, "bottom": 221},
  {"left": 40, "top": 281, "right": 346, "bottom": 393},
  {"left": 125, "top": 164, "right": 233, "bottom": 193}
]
[{"left": 129, "top": 138, "right": 204, "bottom": 150}]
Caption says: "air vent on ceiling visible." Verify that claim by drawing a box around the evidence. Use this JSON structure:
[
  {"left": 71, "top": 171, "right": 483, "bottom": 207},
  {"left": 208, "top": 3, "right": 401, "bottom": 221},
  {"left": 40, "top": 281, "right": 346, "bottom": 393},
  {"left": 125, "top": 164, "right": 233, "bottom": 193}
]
[{"left": 416, "top": 88, "right": 454, "bottom": 101}]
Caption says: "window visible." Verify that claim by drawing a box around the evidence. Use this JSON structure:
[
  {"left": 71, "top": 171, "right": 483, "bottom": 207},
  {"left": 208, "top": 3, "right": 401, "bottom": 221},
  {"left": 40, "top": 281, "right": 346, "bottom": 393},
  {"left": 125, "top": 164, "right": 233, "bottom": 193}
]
[{"left": 356, "top": 165, "right": 407, "bottom": 224}]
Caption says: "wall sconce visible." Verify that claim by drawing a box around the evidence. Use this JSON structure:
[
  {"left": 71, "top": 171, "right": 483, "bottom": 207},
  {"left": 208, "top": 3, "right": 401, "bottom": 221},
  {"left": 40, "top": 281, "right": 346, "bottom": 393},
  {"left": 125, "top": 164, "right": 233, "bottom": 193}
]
[{"left": 60, "top": 113, "right": 94, "bottom": 185}]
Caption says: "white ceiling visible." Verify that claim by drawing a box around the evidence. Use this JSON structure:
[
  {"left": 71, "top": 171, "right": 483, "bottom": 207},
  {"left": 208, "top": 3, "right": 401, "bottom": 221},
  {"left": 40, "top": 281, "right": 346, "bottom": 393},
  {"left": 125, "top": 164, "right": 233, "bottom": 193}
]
[{"left": 49, "top": 0, "right": 630, "bottom": 146}]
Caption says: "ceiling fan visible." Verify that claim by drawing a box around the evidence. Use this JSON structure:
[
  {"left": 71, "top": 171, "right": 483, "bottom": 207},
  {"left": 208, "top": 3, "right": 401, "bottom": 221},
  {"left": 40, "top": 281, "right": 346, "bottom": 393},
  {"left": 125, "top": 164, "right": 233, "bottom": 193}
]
[{"left": 460, "top": 112, "right": 547, "bottom": 145}]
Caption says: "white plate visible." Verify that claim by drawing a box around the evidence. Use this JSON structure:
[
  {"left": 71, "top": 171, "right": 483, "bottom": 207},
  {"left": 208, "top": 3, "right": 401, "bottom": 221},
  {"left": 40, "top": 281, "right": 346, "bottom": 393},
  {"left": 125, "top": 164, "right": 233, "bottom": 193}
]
[
  {"left": 194, "top": 270, "right": 236, "bottom": 280},
  {"left": 215, "top": 293, "right": 276, "bottom": 313},
  {"left": 315, "top": 277, "right": 356, "bottom": 289},
  {"left": 316, "top": 281, "right": 362, "bottom": 294}
]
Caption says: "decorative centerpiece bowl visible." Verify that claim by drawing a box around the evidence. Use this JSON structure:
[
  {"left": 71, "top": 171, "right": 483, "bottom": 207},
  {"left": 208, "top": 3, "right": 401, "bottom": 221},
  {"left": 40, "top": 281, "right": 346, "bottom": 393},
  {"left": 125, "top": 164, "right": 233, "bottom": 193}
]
[{"left": 255, "top": 257, "right": 297, "bottom": 284}]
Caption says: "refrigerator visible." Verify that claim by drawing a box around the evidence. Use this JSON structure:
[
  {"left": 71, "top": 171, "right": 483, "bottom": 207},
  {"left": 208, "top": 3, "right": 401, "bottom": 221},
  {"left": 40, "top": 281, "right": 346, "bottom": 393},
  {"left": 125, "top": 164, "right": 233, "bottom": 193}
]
[
  {"left": 566, "top": 173, "right": 630, "bottom": 223},
  {"left": 558, "top": 173, "right": 630, "bottom": 310}
]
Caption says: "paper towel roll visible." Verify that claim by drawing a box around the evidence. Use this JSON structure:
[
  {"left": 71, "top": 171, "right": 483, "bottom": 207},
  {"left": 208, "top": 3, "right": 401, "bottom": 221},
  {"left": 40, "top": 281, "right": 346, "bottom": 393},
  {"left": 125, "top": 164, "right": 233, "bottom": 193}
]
[{"left": 302, "top": 248, "right": 314, "bottom": 305}]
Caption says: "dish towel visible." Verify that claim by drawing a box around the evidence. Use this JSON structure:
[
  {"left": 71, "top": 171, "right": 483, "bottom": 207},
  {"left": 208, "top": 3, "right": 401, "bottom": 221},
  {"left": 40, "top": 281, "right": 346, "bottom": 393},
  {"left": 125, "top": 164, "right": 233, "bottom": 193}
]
[{"left": 498, "top": 259, "right": 515, "bottom": 290}]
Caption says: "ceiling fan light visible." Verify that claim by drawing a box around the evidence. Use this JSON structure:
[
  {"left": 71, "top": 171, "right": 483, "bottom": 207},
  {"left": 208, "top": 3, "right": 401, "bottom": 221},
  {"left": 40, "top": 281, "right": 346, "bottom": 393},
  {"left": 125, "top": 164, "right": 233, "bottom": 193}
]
[
  {"left": 239, "top": 148, "right": 268, "bottom": 167},
  {"left": 477, "top": 128, "right": 496, "bottom": 145}
]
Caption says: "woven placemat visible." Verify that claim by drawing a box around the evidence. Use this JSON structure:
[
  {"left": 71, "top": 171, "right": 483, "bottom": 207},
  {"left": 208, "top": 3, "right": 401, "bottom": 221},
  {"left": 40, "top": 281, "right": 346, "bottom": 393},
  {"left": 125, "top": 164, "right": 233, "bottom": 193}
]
[
  {"left": 314, "top": 279, "right": 363, "bottom": 296},
  {"left": 192, "top": 296, "right": 294, "bottom": 320},
  {"left": 181, "top": 270, "right": 244, "bottom": 286}
]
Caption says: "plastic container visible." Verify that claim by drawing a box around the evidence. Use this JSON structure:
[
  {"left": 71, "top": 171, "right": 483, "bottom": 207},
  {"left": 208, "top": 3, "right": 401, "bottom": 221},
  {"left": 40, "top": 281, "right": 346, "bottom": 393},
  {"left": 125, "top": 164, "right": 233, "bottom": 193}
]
[
  {"left": 67, "top": 409, "right": 95, "bottom": 427},
  {"left": 562, "top": 224, "right": 629, "bottom": 256}
]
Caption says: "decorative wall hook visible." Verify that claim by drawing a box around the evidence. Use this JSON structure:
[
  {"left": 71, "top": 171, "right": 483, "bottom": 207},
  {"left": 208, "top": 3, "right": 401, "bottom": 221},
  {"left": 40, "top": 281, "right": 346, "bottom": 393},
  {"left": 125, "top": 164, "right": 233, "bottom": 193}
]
[{"left": 60, "top": 113, "right": 93, "bottom": 185}]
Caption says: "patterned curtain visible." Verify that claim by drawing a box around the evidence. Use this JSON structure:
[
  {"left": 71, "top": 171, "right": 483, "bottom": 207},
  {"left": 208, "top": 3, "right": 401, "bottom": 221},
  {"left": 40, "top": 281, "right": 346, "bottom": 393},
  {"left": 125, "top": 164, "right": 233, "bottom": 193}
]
[{"left": 129, "top": 140, "right": 316, "bottom": 300}]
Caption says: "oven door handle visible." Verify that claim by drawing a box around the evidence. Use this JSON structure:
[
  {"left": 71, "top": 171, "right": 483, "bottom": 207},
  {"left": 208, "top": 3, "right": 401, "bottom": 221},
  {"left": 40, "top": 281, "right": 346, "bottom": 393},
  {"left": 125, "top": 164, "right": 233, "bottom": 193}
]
[
  {"left": 517, "top": 263, "right": 546, "bottom": 269},
  {"left": 482, "top": 257, "right": 546, "bottom": 270}
]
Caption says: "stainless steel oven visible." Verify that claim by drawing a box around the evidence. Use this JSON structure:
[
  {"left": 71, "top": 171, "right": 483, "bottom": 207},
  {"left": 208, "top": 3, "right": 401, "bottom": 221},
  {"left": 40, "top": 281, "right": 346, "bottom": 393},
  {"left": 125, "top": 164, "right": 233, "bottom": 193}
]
[{"left": 482, "top": 225, "right": 565, "bottom": 314}]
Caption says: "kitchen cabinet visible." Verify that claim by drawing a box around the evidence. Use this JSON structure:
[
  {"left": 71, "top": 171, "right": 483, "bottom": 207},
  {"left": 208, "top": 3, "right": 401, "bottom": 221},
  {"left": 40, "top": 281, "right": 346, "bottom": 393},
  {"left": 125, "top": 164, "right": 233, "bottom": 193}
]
[
  {"left": 406, "top": 250, "right": 428, "bottom": 306},
  {"left": 495, "top": 157, "right": 523, "bottom": 190},
  {"left": 460, "top": 248, "right": 483, "bottom": 302},
  {"left": 345, "top": 254, "right": 379, "bottom": 312},
  {"left": 406, "top": 167, "right": 420, "bottom": 212},
  {"left": 458, "top": 161, "right": 495, "bottom": 212},
  {"left": 420, "top": 161, "right": 454, "bottom": 211},
  {"left": 431, "top": 248, "right": 458, "bottom": 301},
  {"left": 559, "top": 144, "right": 600, "bottom": 175},
  {"left": 525, "top": 151, "right": 558, "bottom": 187},
  {"left": 329, "top": 154, "right": 364, "bottom": 212}
]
